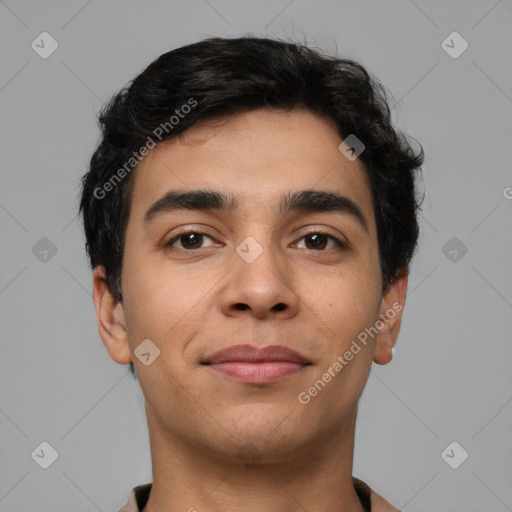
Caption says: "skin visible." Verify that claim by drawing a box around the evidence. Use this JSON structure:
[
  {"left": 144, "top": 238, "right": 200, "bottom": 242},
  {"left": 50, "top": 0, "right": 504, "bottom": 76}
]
[{"left": 93, "top": 108, "right": 408, "bottom": 512}]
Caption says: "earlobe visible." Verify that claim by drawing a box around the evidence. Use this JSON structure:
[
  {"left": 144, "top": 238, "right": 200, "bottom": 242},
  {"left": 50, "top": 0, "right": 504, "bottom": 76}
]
[
  {"left": 373, "top": 270, "right": 408, "bottom": 365},
  {"left": 92, "top": 266, "right": 132, "bottom": 365}
]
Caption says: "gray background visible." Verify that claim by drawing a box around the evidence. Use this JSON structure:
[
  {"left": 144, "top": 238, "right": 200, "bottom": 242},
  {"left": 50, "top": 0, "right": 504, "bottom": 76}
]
[{"left": 1, "top": 1, "right": 511, "bottom": 511}]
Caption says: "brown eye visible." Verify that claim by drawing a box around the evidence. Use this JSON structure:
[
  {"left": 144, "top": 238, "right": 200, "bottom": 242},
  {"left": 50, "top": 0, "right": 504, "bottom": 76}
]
[
  {"left": 165, "top": 231, "right": 216, "bottom": 250},
  {"left": 296, "top": 232, "right": 344, "bottom": 251}
]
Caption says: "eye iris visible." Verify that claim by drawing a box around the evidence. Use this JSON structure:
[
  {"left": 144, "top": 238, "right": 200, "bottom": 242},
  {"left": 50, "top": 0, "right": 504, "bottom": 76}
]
[
  {"left": 306, "top": 233, "right": 327, "bottom": 250},
  {"left": 175, "top": 233, "right": 333, "bottom": 250},
  {"left": 181, "top": 233, "right": 202, "bottom": 249}
]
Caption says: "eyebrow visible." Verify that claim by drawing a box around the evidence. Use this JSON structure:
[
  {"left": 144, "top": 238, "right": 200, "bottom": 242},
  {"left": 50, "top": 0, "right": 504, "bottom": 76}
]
[{"left": 144, "top": 188, "right": 368, "bottom": 232}]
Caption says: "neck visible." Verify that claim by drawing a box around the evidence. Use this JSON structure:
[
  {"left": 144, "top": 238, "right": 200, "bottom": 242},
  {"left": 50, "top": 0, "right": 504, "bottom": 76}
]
[{"left": 142, "top": 408, "right": 366, "bottom": 512}]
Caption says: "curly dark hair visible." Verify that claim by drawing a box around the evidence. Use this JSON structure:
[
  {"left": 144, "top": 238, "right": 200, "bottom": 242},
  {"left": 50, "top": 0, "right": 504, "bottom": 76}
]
[{"left": 79, "top": 36, "right": 424, "bottom": 375}]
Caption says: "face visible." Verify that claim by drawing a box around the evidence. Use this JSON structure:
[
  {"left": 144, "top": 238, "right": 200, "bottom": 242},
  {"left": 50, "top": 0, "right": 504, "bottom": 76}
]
[{"left": 94, "top": 108, "right": 407, "bottom": 463}]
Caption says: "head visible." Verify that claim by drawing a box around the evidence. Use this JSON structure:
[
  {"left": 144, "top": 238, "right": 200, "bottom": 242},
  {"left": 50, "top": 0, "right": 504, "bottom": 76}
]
[{"left": 79, "top": 36, "right": 423, "bottom": 462}]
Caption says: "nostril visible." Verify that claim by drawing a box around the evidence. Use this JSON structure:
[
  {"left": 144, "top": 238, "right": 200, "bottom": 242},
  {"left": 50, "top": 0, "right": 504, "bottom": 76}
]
[
  {"left": 272, "top": 303, "right": 286, "bottom": 311},
  {"left": 235, "top": 303, "right": 250, "bottom": 311}
]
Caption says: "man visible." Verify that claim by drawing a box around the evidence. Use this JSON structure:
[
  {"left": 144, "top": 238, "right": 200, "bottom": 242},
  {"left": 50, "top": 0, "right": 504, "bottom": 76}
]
[{"left": 79, "top": 36, "right": 423, "bottom": 511}]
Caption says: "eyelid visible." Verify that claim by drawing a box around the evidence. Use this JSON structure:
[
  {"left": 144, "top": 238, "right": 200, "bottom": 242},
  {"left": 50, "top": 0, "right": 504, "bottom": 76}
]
[
  {"left": 164, "top": 229, "right": 218, "bottom": 249},
  {"left": 294, "top": 228, "right": 348, "bottom": 249},
  {"left": 164, "top": 227, "right": 348, "bottom": 251}
]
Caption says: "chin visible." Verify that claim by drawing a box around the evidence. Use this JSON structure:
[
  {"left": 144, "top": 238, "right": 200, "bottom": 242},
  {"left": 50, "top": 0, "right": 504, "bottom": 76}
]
[{"left": 225, "top": 411, "right": 307, "bottom": 455}]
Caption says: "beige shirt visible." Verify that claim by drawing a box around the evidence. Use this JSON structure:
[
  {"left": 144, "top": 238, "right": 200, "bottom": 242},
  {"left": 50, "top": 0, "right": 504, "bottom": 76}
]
[{"left": 118, "top": 477, "right": 400, "bottom": 512}]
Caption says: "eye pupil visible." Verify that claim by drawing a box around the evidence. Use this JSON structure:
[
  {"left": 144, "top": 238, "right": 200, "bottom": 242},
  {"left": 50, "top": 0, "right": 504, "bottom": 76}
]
[
  {"left": 182, "top": 233, "right": 202, "bottom": 249},
  {"left": 306, "top": 233, "right": 327, "bottom": 250}
]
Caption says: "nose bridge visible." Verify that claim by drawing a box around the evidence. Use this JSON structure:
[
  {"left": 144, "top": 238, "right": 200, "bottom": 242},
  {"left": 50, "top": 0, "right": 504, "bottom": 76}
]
[
  {"left": 234, "top": 230, "right": 283, "bottom": 289},
  {"left": 221, "top": 228, "right": 299, "bottom": 319}
]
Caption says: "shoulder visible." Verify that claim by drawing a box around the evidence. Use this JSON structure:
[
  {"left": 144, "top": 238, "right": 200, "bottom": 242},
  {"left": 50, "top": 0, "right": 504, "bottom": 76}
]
[
  {"left": 118, "top": 483, "right": 152, "bottom": 512},
  {"left": 353, "top": 477, "right": 401, "bottom": 512}
]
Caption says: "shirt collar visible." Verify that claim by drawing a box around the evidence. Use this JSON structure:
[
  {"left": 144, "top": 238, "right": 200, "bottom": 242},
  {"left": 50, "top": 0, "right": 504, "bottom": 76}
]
[{"left": 118, "top": 477, "right": 399, "bottom": 512}]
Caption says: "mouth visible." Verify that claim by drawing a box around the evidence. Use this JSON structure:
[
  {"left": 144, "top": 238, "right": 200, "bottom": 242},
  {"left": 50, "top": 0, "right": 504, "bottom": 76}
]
[{"left": 201, "top": 344, "right": 311, "bottom": 384}]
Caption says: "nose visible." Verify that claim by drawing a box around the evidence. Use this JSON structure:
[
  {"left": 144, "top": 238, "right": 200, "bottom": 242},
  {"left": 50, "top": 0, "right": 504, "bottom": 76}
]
[{"left": 220, "top": 237, "right": 300, "bottom": 321}]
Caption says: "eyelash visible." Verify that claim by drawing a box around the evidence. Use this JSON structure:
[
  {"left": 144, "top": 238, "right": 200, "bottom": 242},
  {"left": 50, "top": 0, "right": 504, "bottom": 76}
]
[{"left": 164, "top": 230, "right": 347, "bottom": 252}]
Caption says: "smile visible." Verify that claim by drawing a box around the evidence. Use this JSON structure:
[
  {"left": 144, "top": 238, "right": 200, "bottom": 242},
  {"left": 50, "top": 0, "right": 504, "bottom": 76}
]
[{"left": 202, "top": 344, "right": 311, "bottom": 384}]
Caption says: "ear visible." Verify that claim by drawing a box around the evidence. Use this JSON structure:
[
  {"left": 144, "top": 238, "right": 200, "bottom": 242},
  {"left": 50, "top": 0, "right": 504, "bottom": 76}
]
[
  {"left": 373, "top": 269, "right": 408, "bottom": 365},
  {"left": 92, "top": 266, "right": 132, "bottom": 365}
]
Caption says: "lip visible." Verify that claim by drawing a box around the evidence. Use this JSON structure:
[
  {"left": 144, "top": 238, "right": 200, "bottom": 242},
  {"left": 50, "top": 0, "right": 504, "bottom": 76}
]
[{"left": 202, "top": 344, "right": 311, "bottom": 384}]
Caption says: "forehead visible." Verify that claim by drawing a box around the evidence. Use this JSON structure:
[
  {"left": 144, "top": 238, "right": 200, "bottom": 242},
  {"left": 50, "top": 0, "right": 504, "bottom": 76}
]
[{"left": 128, "top": 108, "right": 374, "bottom": 227}]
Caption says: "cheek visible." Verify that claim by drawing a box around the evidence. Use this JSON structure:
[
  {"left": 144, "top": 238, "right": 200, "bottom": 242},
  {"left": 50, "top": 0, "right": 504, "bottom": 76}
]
[
  {"left": 122, "top": 271, "right": 184, "bottom": 341},
  {"left": 303, "top": 264, "right": 381, "bottom": 346},
  {"left": 121, "top": 248, "right": 218, "bottom": 355},
  {"left": 296, "top": 270, "right": 380, "bottom": 420}
]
